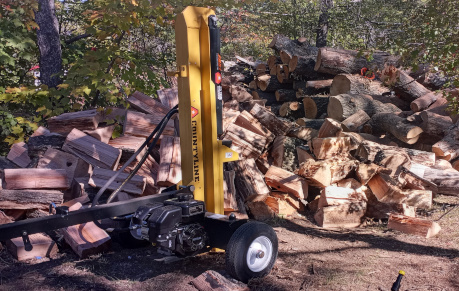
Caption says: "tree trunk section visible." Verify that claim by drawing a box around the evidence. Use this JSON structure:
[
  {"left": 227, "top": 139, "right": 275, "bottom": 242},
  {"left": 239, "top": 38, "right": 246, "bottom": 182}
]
[
  {"left": 341, "top": 110, "right": 371, "bottom": 132},
  {"left": 330, "top": 74, "right": 389, "bottom": 96},
  {"left": 393, "top": 70, "right": 432, "bottom": 102},
  {"left": 303, "top": 96, "right": 329, "bottom": 119},
  {"left": 370, "top": 113, "right": 423, "bottom": 144}
]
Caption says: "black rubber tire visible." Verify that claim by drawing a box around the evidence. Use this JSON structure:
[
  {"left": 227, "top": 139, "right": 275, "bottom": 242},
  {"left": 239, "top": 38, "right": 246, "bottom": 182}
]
[{"left": 225, "top": 221, "right": 278, "bottom": 283}]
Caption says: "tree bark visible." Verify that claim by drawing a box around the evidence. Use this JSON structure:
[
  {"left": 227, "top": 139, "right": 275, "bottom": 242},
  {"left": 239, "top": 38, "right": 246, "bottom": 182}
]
[
  {"left": 316, "top": 0, "right": 333, "bottom": 48},
  {"left": 35, "top": 0, "right": 62, "bottom": 88},
  {"left": 330, "top": 74, "right": 390, "bottom": 96}
]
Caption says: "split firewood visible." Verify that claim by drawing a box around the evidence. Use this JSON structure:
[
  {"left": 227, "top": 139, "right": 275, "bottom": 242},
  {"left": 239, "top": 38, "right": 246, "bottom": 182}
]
[
  {"left": 83, "top": 124, "right": 115, "bottom": 144},
  {"left": 295, "top": 118, "right": 325, "bottom": 130},
  {"left": 276, "top": 64, "right": 290, "bottom": 83},
  {"left": 223, "top": 100, "right": 239, "bottom": 111},
  {"left": 267, "top": 55, "right": 282, "bottom": 71},
  {"left": 279, "top": 102, "right": 304, "bottom": 120},
  {"left": 6, "top": 233, "right": 58, "bottom": 261},
  {"left": 223, "top": 109, "right": 240, "bottom": 132},
  {"left": 270, "top": 136, "right": 304, "bottom": 172},
  {"left": 37, "top": 148, "right": 79, "bottom": 184},
  {"left": 47, "top": 109, "right": 101, "bottom": 135},
  {"left": 62, "top": 128, "right": 122, "bottom": 170},
  {"left": 251, "top": 90, "right": 278, "bottom": 106},
  {"left": 287, "top": 126, "right": 318, "bottom": 141},
  {"left": 157, "top": 87, "right": 179, "bottom": 109},
  {"left": 89, "top": 167, "right": 146, "bottom": 195},
  {"left": 452, "top": 159, "right": 459, "bottom": 171},
  {"left": 398, "top": 168, "right": 438, "bottom": 194},
  {"left": 270, "top": 192, "right": 306, "bottom": 211},
  {"left": 356, "top": 163, "right": 382, "bottom": 185},
  {"left": 265, "top": 165, "right": 308, "bottom": 199},
  {"left": 123, "top": 110, "right": 175, "bottom": 138},
  {"left": 125, "top": 154, "right": 160, "bottom": 195},
  {"left": 265, "top": 195, "right": 298, "bottom": 217},
  {"left": 328, "top": 94, "right": 401, "bottom": 121},
  {"left": 317, "top": 118, "right": 342, "bottom": 138},
  {"left": 240, "top": 99, "right": 268, "bottom": 112},
  {"left": 230, "top": 85, "right": 253, "bottom": 102},
  {"left": 156, "top": 136, "right": 181, "bottom": 187},
  {"left": 256, "top": 75, "right": 292, "bottom": 92},
  {"left": 314, "top": 202, "right": 367, "bottom": 228},
  {"left": 249, "top": 103, "right": 291, "bottom": 136},
  {"left": 255, "top": 154, "right": 271, "bottom": 175},
  {"left": 233, "top": 110, "right": 275, "bottom": 145},
  {"left": 31, "top": 126, "right": 51, "bottom": 137},
  {"left": 296, "top": 145, "right": 315, "bottom": 164},
  {"left": 432, "top": 132, "right": 459, "bottom": 161},
  {"left": 297, "top": 156, "right": 357, "bottom": 187},
  {"left": 314, "top": 47, "right": 400, "bottom": 75},
  {"left": 388, "top": 214, "right": 441, "bottom": 238},
  {"left": 302, "top": 96, "right": 329, "bottom": 119},
  {"left": 2, "top": 168, "right": 69, "bottom": 190},
  {"left": 311, "top": 137, "right": 352, "bottom": 159},
  {"left": 318, "top": 186, "right": 367, "bottom": 209},
  {"left": 341, "top": 110, "right": 370, "bottom": 132},
  {"left": 223, "top": 170, "right": 238, "bottom": 212},
  {"left": 7, "top": 142, "right": 31, "bottom": 168},
  {"left": 0, "top": 210, "right": 13, "bottom": 224},
  {"left": 339, "top": 132, "right": 397, "bottom": 151},
  {"left": 249, "top": 80, "right": 258, "bottom": 90},
  {"left": 365, "top": 193, "right": 416, "bottom": 219},
  {"left": 27, "top": 134, "right": 66, "bottom": 161},
  {"left": 61, "top": 202, "right": 111, "bottom": 259},
  {"left": 330, "top": 74, "right": 389, "bottom": 96},
  {"left": 409, "top": 163, "right": 459, "bottom": 195},
  {"left": 101, "top": 107, "right": 127, "bottom": 125},
  {"left": 393, "top": 70, "right": 432, "bottom": 102},
  {"left": 223, "top": 123, "right": 266, "bottom": 159},
  {"left": 228, "top": 159, "right": 270, "bottom": 200},
  {"left": 127, "top": 91, "right": 171, "bottom": 116},
  {"left": 0, "top": 189, "right": 63, "bottom": 210},
  {"left": 246, "top": 199, "right": 275, "bottom": 221},
  {"left": 256, "top": 63, "right": 268, "bottom": 76},
  {"left": 109, "top": 135, "right": 146, "bottom": 164}
]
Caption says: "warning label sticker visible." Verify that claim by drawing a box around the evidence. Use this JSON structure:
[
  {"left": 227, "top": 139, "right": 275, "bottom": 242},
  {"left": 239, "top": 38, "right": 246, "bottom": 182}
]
[{"left": 191, "top": 106, "right": 199, "bottom": 118}]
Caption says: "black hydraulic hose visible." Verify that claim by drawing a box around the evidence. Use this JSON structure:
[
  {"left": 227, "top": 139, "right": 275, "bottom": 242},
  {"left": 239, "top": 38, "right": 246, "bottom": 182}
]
[
  {"left": 91, "top": 105, "right": 178, "bottom": 208},
  {"left": 106, "top": 107, "right": 178, "bottom": 204}
]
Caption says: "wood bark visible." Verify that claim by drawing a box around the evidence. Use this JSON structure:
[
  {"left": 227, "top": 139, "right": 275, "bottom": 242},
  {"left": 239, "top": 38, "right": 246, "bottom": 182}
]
[
  {"left": 370, "top": 113, "right": 423, "bottom": 144},
  {"left": 222, "top": 124, "right": 266, "bottom": 159},
  {"left": 410, "top": 91, "right": 443, "bottom": 112},
  {"left": 127, "top": 91, "right": 171, "bottom": 116},
  {"left": 330, "top": 74, "right": 389, "bottom": 96},
  {"left": 341, "top": 110, "right": 370, "bottom": 132},
  {"left": 3, "top": 168, "right": 69, "bottom": 190},
  {"left": 223, "top": 170, "right": 238, "bottom": 211},
  {"left": 316, "top": 0, "right": 333, "bottom": 48},
  {"left": 233, "top": 110, "right": 275, "bottom": 145},
  {"left": 295, "top": 118, "right": 325, "bottom": 130},
  {"left": 62, "top": 129, "right": 122, "bottom": 170},
  {"left": 388, "top": 214, "right": 441, "bottom": 238},
  {"left": 393, "top": 70, "right": 432, "bottom": 102},
  {"left": 47, "top": 109, "right": 101, "bottom": 135},
  {"left": 275, "top": 89, "right": 297, "bottom": 102},
  {"left": 420, "top": 111, "right": 453, "bottom": 137},
  {"left": 314, "top": 47, "right": 400, "bottom": 75},
  {"left": 327, "top": 94, "right": 401, "bottom": 121},
  {"left": 228, "top": 159, "right": 270, "bottom": 200},
  {"left": 35, "top": 0, "right": 62, "bottom": 88},
  {"left": 0, "top": 189, "right": 63, "bottom": 210},
  {"left": 256, "top": 75, "right": 292, "bottom": 92},
  {"left": 303, "top": 96, "right": 329, "bottom": 119},
  {"left": 279, "top": 102, "right": 304, "bottom": 120}
]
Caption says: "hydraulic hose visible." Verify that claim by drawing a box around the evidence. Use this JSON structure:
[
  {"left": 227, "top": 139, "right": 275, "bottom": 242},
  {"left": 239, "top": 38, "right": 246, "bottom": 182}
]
[{"left": 91, "top": 105, "right": 178, "bottom": 208}]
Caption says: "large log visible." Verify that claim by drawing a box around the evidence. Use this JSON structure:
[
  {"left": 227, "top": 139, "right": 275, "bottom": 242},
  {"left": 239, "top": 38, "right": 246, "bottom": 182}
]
[
  {"left": 256, "top": 75, "right": 292, "bottom": 92},
  {"left": 249, "top": 103, "right": 291, "bottom": 136},
  {"left": 89, "top": 167, "right": 146, "bottom": 195},
  {"left": 62, "top": 128, "right": 121, "bottom": 170},
  {"left": 0, "top": 189, "right": 63, "bottom": 210},
  {"left": 265, "top": 166, "right": 308, "bottom": 199},
  {"left": 7, "top": 142, "right": 31, "bottom": 168},
  {"left": 3, "top": 168, "right": 69, "bottom": 190},
  {"left": 330, "top": 74, "right": 389, "bottom": 96},
  {"left": 410, "top": 91, "right": 443, "bottom": 112},
  {"left": 393, "top": 70, "right": 432, "bottom": 102},
  {"left": 229, "top": 159, "right": 270, "bottom": 200},
  {"left": 314, "top": 47, "right": 400, "bottom": 75},
  {"left": 431, "top": 124, "right": 459, "bottom": 161},
  {"left": 47, "top": 109, "right": 101, "bottom": 135},
  {"left": 370, "top": 113, "right": 423, "bottom": 144},
  {"left": 127, "top": 91, "right": 171, "bottom": 116},
  {"left": 269, "top": 34, "right": 318, "bottom": 57},
  {"left": 420, "top": 111, "right": 453, "bottom": 137},
  {"left": 123, "top": 110, "right": 175, "bottom": 138},
  {"left": 388, "top": 214, "right": 441, "bottom": 238},
  {"left": 302, "top": 96, "right": 329, "bottom": 119},
  {"left": 409, "top": 164, "right": 459, "bottom": 195}
]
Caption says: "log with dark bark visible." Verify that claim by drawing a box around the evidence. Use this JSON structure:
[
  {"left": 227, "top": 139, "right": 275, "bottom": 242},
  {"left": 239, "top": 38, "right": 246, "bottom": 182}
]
[
  {"left": 303, "top": 96, "right": 329, "bottom": 119},
  {"left": 256, "top": 75, "right": 292, "bottom": 92},
  {"left": 296, "top": 118, "right": 325, "bottom": 130},
  {"left": 275, "top": 89, "right": 297, "bottom": 102},
  {"left": 393, "top": 70, "right": 432, "bottom": 102},
  {"left": 0, "top": 189, "right": 63, "bottom": 210},
  {"left": 341, "top": 110, "right": 370, "bottom": 132},
  {"left": 251, "top": 90, "right": 278, "bottom": 106},
  {"left": 279, "top": 102, "right": 304, "bottom": 120},
  {"left": 230, "top": 85, "right": 253, "bottom": 102},
  {"left": 269, "top": 34, "right": 318, "bottom": 57},
  {"left": 420, "top": 111, "right": 453, "bottom": 137},
  {"left": 327, "top": 94, "right": 401, "bottom": 121},
  {"left": 370, "top": 113, "right": 423, "bottom": 144},
  {"left": 314, "top": 47, "right": 401, "bottom": 75},
  {"left": 329, "top": 74, "right": 389, "bottom": 96},
  {"left": 228, "top": 159, "right": 270, "bottom": 200},
  {"left": 222, "top": 123, "right": 266, "bottom": 159}
]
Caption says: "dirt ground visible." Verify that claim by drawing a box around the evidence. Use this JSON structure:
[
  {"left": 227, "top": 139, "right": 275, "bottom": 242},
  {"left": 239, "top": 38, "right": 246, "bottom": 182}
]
[{"left": 0, "top": 194, "right": 458, "bottom": 291}]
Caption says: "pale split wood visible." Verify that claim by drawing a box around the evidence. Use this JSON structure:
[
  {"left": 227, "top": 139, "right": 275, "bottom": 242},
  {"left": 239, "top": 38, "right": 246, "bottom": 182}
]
[
  {"left": 233, "top": 110, "right": 275, "bottom": 145},
  {"left": 317, "top": 118, "right": 342, "bottom": 138},
  {"left": 312, "top": 137, "right": 352, "bottom": 160},
  {"left": 223, "top": 170, "right": 238, "bottom": 211},
  {"left": 83, "top": 124, "right": 115, "bottom": 144},
  {"left": 249, "top": 103, "right": 291, "bottom": 136},
  {"left": 297, "top": 156, "right": 357, "bottom": 187},
  {"left": 341, "top": 110, "right": 370, "bottom": 132},
  {"left": 229, "top": 159, "right": 270, "bottom": 200},
  {"left": 6, "top": 233, "right": 58, "bottom": 261},
  {"left": 31, "top": 126, "right": 51, "bottom": 137},
  {"left": 62, "top": 128, "right": 122, "bottom": 170},
  {"left": 127, "top": 91, "right": 171, "bottom": 116},
  {"left": 318, "top": 186, "right": 367, "bottom": 209},
  {"left": 306, "top": 79, "right": 333, "bottom": 89},
  {"left": 191, "top": 270, "right": 249, "bottom": 291},
  {"left": 314, "top": 202, "right": 367, "bottom": 228},
  {"left": 388, "top": 213, "right": 441, "bottom": 238},
  {"left": 265, "top": 165, "right": 308, "bottom": 199},
  {"left": 222, "top": 123, "right": 266, "bottom": 159},
  {"left": 157, "top": 88, "right": 179, "bottom": 109}
]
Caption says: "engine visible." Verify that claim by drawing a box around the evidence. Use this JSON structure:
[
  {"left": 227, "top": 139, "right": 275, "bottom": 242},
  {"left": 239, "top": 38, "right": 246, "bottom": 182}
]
[{"left": 129, "top": 196, "right": 207, "bottom": 256}]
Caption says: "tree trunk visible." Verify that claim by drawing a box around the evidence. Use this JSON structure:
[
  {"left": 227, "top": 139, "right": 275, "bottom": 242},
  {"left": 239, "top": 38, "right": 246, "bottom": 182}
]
[
  {"left": 393, "top": 70, "right": 432, "bottom": 102},
  {"left": 330, "top": 74, "right": 389, "bottom": 96},
  {"left": 256, "top": 75, "right": 292, "bottom": 92},
  {"left": 370, "top": 113, "right": 423, "bottom": 144},
  {"left": 316, "top": 0, "right": 333, "bottom": 48},
  {"left": 35, "top": 0, "right": 62, "bottom": 88}
]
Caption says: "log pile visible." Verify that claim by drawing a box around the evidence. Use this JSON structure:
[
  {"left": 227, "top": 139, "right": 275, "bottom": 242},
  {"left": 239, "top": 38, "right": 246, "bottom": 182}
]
[
  {"left": 220, "top": 35, "right": 458, "bottom": 237},
  {"left": 0, "top": 89, "right": 179, "bottom": 260}
]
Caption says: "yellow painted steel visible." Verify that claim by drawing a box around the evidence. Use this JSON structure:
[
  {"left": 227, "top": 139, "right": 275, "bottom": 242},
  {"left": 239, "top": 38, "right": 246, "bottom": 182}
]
[{"left": 174, "top": 7, "right": 238, "bottom": 214}]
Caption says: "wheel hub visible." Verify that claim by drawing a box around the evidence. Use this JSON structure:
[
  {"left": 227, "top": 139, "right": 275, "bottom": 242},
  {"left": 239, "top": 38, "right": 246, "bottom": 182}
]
[{"left": 246, "top": 236, "right": 273, "bottom": 272}]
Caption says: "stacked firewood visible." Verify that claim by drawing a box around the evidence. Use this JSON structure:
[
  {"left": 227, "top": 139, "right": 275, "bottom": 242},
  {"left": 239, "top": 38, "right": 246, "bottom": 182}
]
[
  {"left": 222, "top": 34, "right": 458, "bottom": 238},
  {"left": 0, "top": 89, "right": 181, "bottom": 260}
]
